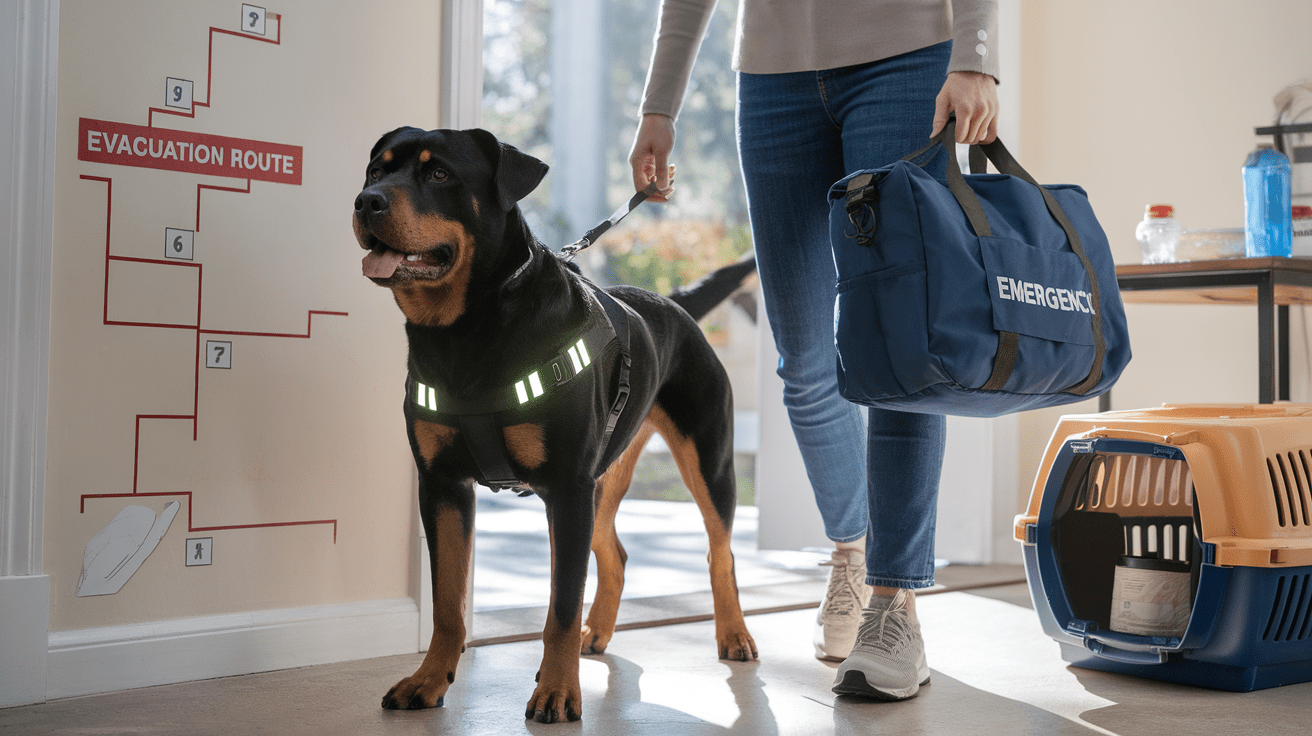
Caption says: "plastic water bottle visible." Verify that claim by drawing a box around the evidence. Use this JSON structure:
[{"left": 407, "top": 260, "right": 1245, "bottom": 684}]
[
  {"left": 1135, "top": 204, "right": 1182, "bottom": 264},
  {"left": 1243, "top": 147, "right": 1292, "bottom": 257}
]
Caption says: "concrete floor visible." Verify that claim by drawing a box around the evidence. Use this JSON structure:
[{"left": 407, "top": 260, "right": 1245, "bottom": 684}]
[
  {"left": 5, "top": 583, "right": 1309, "bottom": 735},
  {"left": 4, "top": 497, "right": 1310, "bottom": 735}
]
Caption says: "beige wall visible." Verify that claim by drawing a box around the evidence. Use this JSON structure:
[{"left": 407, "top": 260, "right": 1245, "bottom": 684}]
[
  {"left": 1015, "top": 1, "right": 1312, "bottom": 507},
  {"left": 47, "top": 0, "right": 439, "bottom": 631}
]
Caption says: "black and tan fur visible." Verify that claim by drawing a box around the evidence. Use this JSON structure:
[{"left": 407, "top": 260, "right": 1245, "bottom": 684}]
[{"left": 352, "top": 127, "right": 757, "bottom": 723}]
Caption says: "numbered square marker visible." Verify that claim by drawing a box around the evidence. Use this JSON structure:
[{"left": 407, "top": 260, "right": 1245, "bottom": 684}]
[
  {"left": 165, "top": 77, "right": 194, "bottom": 110},
  {"left": 186, "top": 538, "right": 213, "bottom": 566},
  {"left": 165, "top": 228, "right": 194, "bottom": 261},
  {"left": 206, "top": 341, "right": 232, "bottom": 369},
  {"left": 241, "top": 4, "right": 267, "bottom": 35}
]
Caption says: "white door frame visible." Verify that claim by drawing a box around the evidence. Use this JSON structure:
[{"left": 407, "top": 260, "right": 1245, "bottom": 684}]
[
  {"left": 418, "top": 0, "right": 484, "bottom": 650},
  {"left": 0, "top": 0, "right": 59, "bottom": 709}
]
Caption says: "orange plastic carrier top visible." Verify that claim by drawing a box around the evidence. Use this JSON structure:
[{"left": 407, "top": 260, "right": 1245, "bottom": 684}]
[{"left": 1015, "top": 403, "right": 1312, "bottom": 569}]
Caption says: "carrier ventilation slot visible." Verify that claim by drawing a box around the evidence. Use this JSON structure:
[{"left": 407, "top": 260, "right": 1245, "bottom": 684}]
[
  {"left": 1074, "top": 455, "right": 1193, "bottom": 512},
  {"left": 1267, "top": 451, "right": 1312, "bottom": 528},
  {"left": 1263, "top": 573, "right": 1312, "bottom": 642},
  {"left": 1123, "top": 521, "right": 1191, "bottom": 563}
]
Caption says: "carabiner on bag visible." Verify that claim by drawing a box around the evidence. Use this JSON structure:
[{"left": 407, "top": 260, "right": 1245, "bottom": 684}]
[{"left": 844, "top": 173, "right": 879, "bottom": 247}]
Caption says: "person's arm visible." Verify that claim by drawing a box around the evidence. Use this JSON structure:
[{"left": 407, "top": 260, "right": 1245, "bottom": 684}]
[
  {"left": 630, "top": 0, "right": 718, "bottom": 199},
  {"left": 932, "top": 0, "right": 1001, "bottom": 144}
]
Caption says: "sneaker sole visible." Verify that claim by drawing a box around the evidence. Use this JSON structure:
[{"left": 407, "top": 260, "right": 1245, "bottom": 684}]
[
  {"left": 814, "top": 648, "right": 846, "bottom": 663},
  {"left": 831, "top": 670, "right": 930, "bottom": 701}
]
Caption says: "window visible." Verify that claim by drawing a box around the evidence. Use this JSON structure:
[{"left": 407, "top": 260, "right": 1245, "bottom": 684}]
[{"left": 482, "top": 0, "right": 757, "bottom": 505}]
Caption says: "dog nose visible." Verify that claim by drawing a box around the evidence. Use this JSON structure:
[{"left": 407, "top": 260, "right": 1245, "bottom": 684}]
[{"left": 355, "top": 190, "right": 389, "bottom": 218}]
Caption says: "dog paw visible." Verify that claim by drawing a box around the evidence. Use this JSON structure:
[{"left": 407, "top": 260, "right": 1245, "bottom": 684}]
[
  {"left": 380, "top": 674, "right": 449, "bottom": 710},
  {"left": 718, "top": 629, "right": 759, "bottom": 662},
  {"left": 525, "top": 682, "right": 582, "bottom": 723},
  {"left": 579, "top": 624, "right": 610, "bottom": 655}
]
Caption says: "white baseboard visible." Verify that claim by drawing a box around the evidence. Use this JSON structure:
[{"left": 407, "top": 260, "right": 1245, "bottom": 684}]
[
  {"left": 46, "top": 597, "right": 419, "bottom": 700},
  {"left": 0, "top": 575, "right": 51, "bottom": 708}
]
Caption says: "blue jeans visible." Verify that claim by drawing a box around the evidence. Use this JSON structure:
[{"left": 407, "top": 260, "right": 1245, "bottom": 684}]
[{"left": 737, "top": 42, "right": 951, "bottom": 589}]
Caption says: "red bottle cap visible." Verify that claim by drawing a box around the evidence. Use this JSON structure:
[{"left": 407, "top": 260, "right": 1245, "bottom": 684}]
[{"left": 1145, "top": 204, "right": 1174, "bottom": 219}]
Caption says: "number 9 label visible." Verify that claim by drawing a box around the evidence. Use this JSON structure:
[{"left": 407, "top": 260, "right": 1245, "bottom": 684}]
[{"left": 164, "top": 78, "right": 194, "bottom": 111}]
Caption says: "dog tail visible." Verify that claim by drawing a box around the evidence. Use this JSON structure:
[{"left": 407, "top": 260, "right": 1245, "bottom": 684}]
[{"left": 667, "top": 251, "right": 758, "bottom": 323}]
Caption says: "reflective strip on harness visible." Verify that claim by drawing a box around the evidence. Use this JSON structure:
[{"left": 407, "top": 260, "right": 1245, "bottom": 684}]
[
  {"left": 514, "top": 371, "right": 546, "bottom": 405},
  {"left": 415, "top": 382, "right": 439, "bottom": 412}
]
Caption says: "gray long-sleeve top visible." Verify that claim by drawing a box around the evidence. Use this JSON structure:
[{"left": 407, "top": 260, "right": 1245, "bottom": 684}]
[{"left": 641, "top": 0, "right": 1000, "bottom": 120}]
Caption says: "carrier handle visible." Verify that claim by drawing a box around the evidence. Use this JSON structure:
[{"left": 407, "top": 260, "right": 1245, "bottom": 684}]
[
  {"left": 1083, "top": 637, "right": 1169, "bottom": 665},
  {"left": 1084, "top": 428, "right": 1174, "bottom": 446}
]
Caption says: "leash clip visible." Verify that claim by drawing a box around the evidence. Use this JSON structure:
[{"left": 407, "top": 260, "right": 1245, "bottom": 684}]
[{"left": 560, "top": 237, "right": 591, "bottom": 261}]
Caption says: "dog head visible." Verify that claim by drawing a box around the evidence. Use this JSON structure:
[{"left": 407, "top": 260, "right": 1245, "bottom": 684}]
[{"left": 353, "top": 127, "right": 548, "bottom": 325}]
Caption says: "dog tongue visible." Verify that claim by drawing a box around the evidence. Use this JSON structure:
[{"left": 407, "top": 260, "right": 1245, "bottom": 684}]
[{"left": 363, "top": 247, "right": 404, "bottom": 279}]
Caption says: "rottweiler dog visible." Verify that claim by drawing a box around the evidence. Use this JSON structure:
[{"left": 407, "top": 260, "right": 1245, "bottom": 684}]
[{"left": 352, "top": 127, "right": 758, "bottom": 723}]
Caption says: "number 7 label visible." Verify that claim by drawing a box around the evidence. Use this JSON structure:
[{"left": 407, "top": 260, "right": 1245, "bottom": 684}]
[
  {"left": 241, "top": 5, "right": 267, "bottom": 36},
  {"left": 206, "top": 341, "right": 232, "bottom": 369}
]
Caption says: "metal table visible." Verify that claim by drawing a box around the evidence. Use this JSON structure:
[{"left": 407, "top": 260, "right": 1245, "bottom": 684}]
[{"left": 1108, "top": 257, "right": 1312, "bottom": 410}]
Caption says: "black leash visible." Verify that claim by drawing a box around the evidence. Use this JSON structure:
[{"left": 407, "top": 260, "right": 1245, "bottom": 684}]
[{"left": 560, "top": 181, "right": 661, "bottom": 260}]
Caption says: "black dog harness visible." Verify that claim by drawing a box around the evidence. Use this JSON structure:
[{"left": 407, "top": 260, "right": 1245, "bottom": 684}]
[{"left": 406, "top": 284, "right": 633, "bottom": 492}]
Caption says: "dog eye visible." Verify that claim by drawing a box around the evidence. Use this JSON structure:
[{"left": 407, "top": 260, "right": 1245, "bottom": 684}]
[
  {"left": 369, "top": 168, "right": 382, "bottom": 182},
  {"left": 432, "top": 169, "right": 449, "bottom": 183}
]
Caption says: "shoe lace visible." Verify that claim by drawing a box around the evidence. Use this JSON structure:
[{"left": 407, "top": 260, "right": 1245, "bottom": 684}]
[
  {"left": 856, "top": 593, "right": 914, "bottom": 654},
  {"left": 819, "top": 553, "right": 863, "bottom": 616}
]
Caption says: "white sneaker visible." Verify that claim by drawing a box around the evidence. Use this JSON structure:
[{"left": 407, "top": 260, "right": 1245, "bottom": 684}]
[
  {"left": 831, "top": 589, "right": 930, "bottom": 700},
  {"left": 813, "top": 548, "right": 872, "bottom": 661}
]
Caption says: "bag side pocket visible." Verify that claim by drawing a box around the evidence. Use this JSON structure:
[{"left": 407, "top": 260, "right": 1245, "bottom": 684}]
[{"left": 835, "top": 263, "right": 944, "bottom": 402}]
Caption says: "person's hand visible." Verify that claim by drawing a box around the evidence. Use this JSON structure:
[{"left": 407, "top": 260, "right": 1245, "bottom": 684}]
[
  {"left": 931, "top": 71, "right": 999, "bottom": 145},
  {"left": 629, "top": 113, "right": 677, "bottom": 202}
]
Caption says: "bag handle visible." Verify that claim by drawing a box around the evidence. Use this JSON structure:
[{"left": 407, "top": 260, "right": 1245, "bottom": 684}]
[{"left": 914, "top": 117, "right": 1106, "bottom": 395}]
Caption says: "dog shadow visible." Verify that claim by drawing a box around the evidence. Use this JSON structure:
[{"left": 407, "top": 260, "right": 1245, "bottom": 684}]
[{"left": 525, "top": 653, "right": 778, "bottom": 735}]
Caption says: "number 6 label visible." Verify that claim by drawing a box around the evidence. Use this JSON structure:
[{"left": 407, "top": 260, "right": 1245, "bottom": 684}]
[
  {"left": 165, "top": 228, "right": 194, "bottom": 261},
  {"left": 206, "top": 341, "right": 232, "bottom": 369}
]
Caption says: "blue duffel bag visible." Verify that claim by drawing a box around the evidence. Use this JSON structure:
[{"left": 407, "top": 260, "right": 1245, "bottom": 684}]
[{"left": 827, "top": 120, "right": 1130, "bottom": 417}]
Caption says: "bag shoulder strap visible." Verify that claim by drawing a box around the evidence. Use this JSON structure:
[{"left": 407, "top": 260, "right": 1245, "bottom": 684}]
[{"left": 934, "top": 118, "right": 1106, "bottom": 395}]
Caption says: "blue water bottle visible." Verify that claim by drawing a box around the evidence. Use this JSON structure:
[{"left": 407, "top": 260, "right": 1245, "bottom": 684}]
[{"left": 1243, "top": 147, "right": 1292, "bottom": 257}]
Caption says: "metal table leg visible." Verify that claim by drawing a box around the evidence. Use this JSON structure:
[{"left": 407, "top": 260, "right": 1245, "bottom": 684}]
[
  {"left": 1280, "top": 304, "right": 1290, "bottom": 401},
  {"left": 1258, "top": 277, "right": 1275, "bottom": 404}
]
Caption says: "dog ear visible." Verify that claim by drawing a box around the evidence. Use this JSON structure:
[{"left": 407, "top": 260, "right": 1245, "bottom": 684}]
[
  {"left": 466, "top": 128, "right": 549, "bottom": 209},
  {"left": 369, "top": 127, "right": 420, "bottom": 160}
]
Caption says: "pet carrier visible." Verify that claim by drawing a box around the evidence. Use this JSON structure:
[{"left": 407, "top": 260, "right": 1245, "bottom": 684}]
[{"left": 1015, "top": 403, "right": 1312, "bottom": 691}]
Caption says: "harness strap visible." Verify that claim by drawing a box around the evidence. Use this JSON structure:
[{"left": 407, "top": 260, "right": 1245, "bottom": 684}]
[
  {"left": 589, "top": 287, "right": 633, "bottom": 458},
  {"left": 408, "top": 296, "right": 612, "bottom": 417},
  {"left": 407, "top": 284, "right": 634, "bottom": 492},
  {"left": 459, "top": 413, "right": 524, "bottom": 490}
]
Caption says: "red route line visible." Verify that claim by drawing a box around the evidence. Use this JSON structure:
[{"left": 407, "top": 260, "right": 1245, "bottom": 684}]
[
  {"left": 196, "top": 180, "right": 250, "bottom": 231},
  {"left": 148, "top": 19, "right": 282, "bottom": 128},
  {"left": 79, "top": 492, "right": 337, "bottom": 543},
  {"left": 79, "top": 165, "right": 343, "bottom": 542},
  {"left": 202, "top": 310, "right": 351, "bottom": 339}
]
